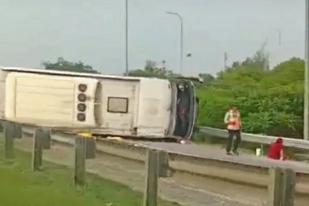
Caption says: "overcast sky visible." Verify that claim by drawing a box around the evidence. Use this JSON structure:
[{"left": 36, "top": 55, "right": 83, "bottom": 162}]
[{"left": 0, "top": 0, "right": 306, "bottom": 76}]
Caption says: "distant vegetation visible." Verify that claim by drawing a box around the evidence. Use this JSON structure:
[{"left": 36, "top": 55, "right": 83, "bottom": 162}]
[
  {"left": 198, "top": 55, "right": 304, "bottom": 138},
  {"left": 128, "top": 50, "right": 304, "bottom": 139},
  {"left": 43, "top": 57, "right": 100, "bottom": 74},
  {"left": 128, "top": 60, "right": 182, "bottom": 79},
  {"left": 44, "top": 52, "right": 305, "bottom": 139}
]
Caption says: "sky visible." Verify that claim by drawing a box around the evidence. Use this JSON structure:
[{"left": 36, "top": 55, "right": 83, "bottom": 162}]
[{"left": 0, "top": 0, "right": 306, "bottom": 76}]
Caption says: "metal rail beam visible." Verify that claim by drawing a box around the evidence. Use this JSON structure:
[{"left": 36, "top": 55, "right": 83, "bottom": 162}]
[
  {"left": 200, "top": 127, "right": 309, "bottom": 150},
  {"left": 20, "top": 127, "right": 309, "bottom": 196}
]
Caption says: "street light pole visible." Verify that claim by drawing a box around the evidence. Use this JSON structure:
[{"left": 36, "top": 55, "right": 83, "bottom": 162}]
[
  {"left": 167, "top": 11, "right": 183, "bottom": 75},
  {"left": 273, "top": 29, "right": 282, "bottom": 46},
  {"left": 125, "top": 0, "right": 129, "bottom": 76},
  {"left": 277, "top": 30, "right": 282, "bottom": 46},
  {"left": 304, "top": 0, "right": 309, "bottom": 140}
]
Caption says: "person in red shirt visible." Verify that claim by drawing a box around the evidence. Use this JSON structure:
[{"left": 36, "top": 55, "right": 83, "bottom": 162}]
[{"left": 268, "top": 138, "right": 285, "bottom": 160}]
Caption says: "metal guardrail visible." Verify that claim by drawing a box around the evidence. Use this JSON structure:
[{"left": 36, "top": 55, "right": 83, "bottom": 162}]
[
  {"left": 19, "top": 125, "right": 309, "bottom": 197},
  {"left": 22, "top": 128, "right": 306, "bottom": 174},
  {"left": 200, "top": 126, "right": 309, "bottom": 150},
  {"left": 22, "top": 124, "right": 309, "bottom": 151}
]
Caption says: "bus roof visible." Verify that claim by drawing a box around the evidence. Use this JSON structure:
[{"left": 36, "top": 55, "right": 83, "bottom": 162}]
[{"left": 0, "top": 66, "right": 162, "bottom": 82}]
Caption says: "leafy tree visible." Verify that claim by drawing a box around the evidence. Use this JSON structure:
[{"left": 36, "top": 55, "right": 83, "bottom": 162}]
[
  {"left": 128, "top": 60, "right": 181, "bottom": 79},
  {"left": 198, "top": 73, "right": 215, "bottom": 85},
  {"left": 43, "top": 57, "right": 99, "bottom": 74},
  {"left": 145, "top": 60, "right": 157, "bottom": 70},
  {"left": 197, "top": 52, "right": 305, "bottom": 139}
]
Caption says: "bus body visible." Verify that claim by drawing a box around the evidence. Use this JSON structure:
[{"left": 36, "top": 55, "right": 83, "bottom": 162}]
[
  {"left": 0, "top": 67, "right": 197, "bottom": 140},
  {"left": 0, "top": 69, "right": 7, "bottom": 119}
]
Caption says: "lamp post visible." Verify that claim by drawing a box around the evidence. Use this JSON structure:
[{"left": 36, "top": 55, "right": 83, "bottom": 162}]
[
  {"left": 125, "top": 0, "right": 129, "bottom": 76},
  {"left": 166, "top": 11, "right": 184, "bottom": 75},
  {"left": 272, "top": 29, "right": 282, "bottom": 46},
  {"left": 304, "top": 0, "right": 309, "bottom": 140}
]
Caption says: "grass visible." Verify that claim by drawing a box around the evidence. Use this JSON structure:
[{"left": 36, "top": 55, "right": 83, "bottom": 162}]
[{"left": 0, "top": 138, "right": 179, "bottom": 206}]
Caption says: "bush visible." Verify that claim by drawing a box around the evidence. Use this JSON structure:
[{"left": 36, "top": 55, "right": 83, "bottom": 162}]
[{"left": 197, "top": 57, "right": 304, "bottom": 139}]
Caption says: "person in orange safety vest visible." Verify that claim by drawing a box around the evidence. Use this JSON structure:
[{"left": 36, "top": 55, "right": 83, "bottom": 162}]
[{"left": 224, "top": 106, "right": 242, "bottom": 155}]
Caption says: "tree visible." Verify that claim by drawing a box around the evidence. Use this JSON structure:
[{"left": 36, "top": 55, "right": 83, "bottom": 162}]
[
  {"left": 219, "top": 46, "right": 270, "bottom": 78},
  {"left": 198, "top": 73, "right": 215, "bottom": 85},
  {"left": 42, "top": 57, "right": 99, "bottom": 74},
  {"left": 128, "top": 60, "right": 181, "bottom": 79},
  {"left": 145, "top": 60, "right": 157, "bottom": 71},
  {"left": 197, "top": 53, "right": 305, "bottom": 139}
]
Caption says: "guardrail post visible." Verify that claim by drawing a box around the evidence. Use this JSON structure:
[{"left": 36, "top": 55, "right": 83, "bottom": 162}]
[
  {"left": 32, "top": 128, "right": 45, "bottom": 170},
  {"left": 3, "top": 122, "right": 16, "bottom": 160},
  {"left": 281, "top": 169, "right": 296, "bottom": 206},
  {"left": 143, "top": 149, "right": 158, "bottom": 206},
  {"left": 85, "top": 137, "right": 96, "bottom": 159},
  {"left": 15, "top": 124, "right": 22, "bottom": 139},
  {"left": 260, "top": 144, "right": 265, "bottom": 156},
  {"left": 268, "top": 167, "right": 296, "bottom": 206},
  {"left": 74, "top": 135, "right": 86, "bottom": 186},
  {"left": 41, "top": 129, "right": 51, "bottom": 150},
  {"left": 158, "top": 150, "right": 170, "bottom": 178},
  {"left": 0, "top": 120, "right": 2, "bottom": 132},
  {"left": 269, "top": 167, "right": 282, "bottom": 206}
]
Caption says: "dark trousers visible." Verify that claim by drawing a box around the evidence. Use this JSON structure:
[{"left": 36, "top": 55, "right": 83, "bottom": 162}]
[{"left": 226, "top": 130, "right": 241, "bottom": 153}]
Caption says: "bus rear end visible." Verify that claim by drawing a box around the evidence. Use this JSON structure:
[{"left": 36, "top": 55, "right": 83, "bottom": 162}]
[{"left": 4, "top": 72, "right": 98, "bottom": 128}]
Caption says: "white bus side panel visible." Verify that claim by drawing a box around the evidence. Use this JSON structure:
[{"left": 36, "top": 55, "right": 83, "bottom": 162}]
[
  {"left": 137, "top": 79, "right": 172, "bottom": 137},
  {"left": 0, "top": 70, "right": 7, "bottom": 119},
  {"left": 99, "top": 79, "right": 138, "bottom": 134},
  {"left": 16, "top": 76, "right": 74, "bottom": 124},
  {"left": 5, "top": 73, "right": 97, "bottom": 128}
]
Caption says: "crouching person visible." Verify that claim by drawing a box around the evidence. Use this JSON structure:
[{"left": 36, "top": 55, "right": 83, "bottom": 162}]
[{"left": 268, "top": 138, "right": 286, "bottom": 160}]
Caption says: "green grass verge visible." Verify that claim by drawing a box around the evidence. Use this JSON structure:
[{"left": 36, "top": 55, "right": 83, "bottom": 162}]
[{"left": 0, "top": 139, "right": 179, "bottom": 206}]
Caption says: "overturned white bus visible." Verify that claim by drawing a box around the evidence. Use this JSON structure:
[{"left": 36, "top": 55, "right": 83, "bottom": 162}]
[{"left": 0, "top": 67, "right": 198, "bottom": 140}]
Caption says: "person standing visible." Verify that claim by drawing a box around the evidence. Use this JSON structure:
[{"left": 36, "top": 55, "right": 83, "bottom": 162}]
[{"left": 224, "top": 106, "right": 242, "bottom": 155}]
